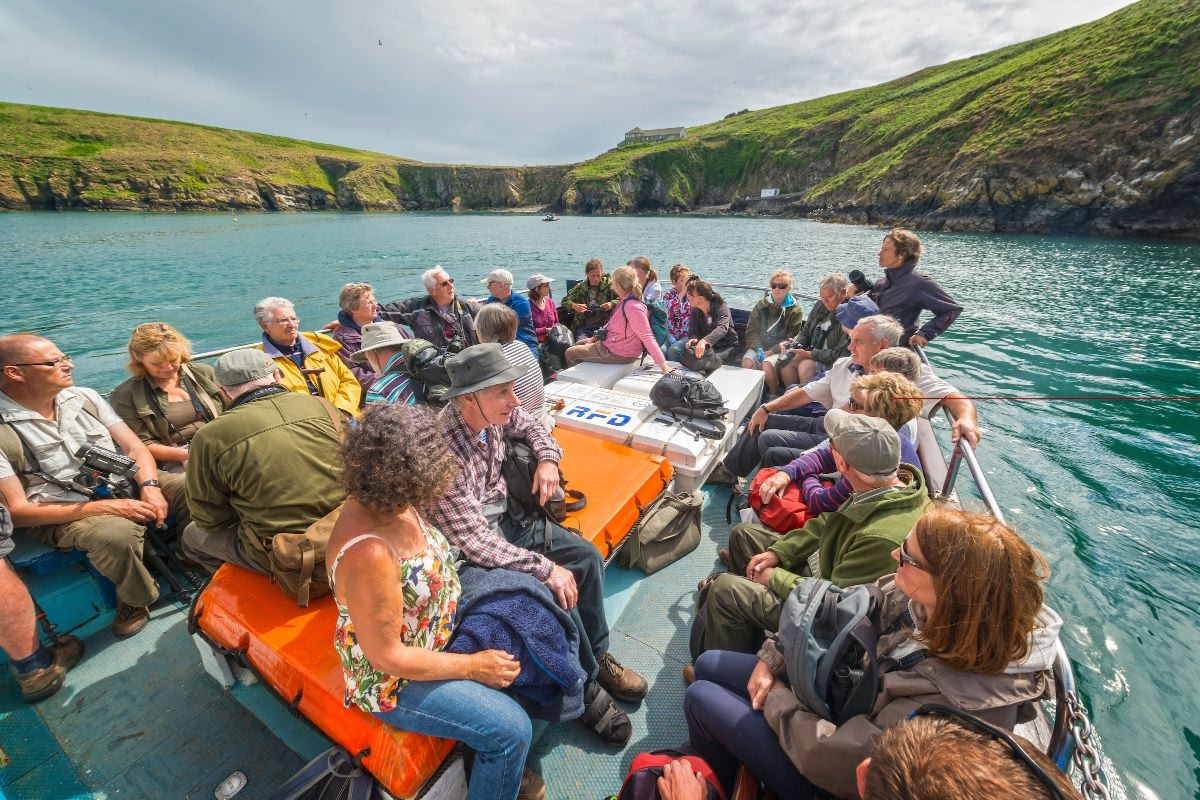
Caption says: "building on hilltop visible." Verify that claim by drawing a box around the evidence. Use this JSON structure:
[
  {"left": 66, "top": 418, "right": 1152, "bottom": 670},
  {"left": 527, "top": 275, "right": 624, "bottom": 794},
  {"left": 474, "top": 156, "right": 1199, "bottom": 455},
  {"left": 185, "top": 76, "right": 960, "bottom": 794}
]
[{"left": 623, "top": 126, "right": 687, "bottom": 145}]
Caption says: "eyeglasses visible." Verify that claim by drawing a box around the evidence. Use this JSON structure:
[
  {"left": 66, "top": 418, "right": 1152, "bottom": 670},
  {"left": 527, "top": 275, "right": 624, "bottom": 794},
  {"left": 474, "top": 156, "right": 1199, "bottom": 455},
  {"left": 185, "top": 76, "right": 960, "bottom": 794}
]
[
  {"left": 770, "top": 283, "right": 789, "bottom": 290},
  {"left": 438, "top": 278, "right": 455, "bottom": 287},
  {"left": 897, "top": 536, "right": 927, "bottom": 571},
  {"left": 907, "top": 704, "right": 1069, "bottom": 800},
  {"left": 12, "top": 355, "right": 73, "bottom": 368},
  {"left": 272, "top": 316, "right": 299, "bottom": 325}
]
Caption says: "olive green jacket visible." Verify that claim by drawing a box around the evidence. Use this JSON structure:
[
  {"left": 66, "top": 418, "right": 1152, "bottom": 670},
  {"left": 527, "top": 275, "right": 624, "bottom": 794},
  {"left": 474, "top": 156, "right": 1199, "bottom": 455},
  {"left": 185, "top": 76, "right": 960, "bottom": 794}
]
[
  {"left": 109, "top": 363, "right": 224, "bottom": 449},
  {"left": 767, "top": 465, "right": 929, "bottom": 599},
  {"left": 745, "top": 297, "right": 805, "bottom": 351},
  {"left": 185, "top": 390, "right": 345, "bottom": 571}
]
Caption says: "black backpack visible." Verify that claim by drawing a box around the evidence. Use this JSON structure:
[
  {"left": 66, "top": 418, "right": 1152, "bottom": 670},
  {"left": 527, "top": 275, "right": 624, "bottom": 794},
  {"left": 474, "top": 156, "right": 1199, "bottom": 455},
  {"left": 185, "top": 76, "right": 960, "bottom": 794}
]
[
  {"left": 649, "top": 373, "right": 727, "bottom": 420},
  {"left": 397, "top": 339, "right": 451, "bottom": 404},
  {"left": 544, "top": 324, "right": 574, "bottom": 357}
]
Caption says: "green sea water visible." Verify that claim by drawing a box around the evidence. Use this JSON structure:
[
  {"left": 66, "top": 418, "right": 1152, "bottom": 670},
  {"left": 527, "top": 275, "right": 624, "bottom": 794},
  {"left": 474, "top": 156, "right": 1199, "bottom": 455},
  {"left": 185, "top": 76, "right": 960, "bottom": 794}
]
[{"left": 2, "top": 211, "right": 1199, "bottom": 799}]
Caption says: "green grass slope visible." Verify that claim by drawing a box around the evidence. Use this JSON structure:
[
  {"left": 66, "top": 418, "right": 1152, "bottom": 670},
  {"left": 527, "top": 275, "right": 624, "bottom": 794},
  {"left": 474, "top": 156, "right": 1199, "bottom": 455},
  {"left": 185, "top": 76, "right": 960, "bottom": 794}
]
[
  {"left": 560, "top": 0, "right": 1200, "bottom": 235},
  {"left": 0, "top": 104, "right": 568, "bottom": 211}
]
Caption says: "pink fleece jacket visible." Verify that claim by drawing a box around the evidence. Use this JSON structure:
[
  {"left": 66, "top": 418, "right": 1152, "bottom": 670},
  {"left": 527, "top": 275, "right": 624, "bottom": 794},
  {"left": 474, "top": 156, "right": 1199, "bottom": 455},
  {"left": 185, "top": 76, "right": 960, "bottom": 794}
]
[{"left": 605, "top": 296, "right": 666, "bottom": 366}]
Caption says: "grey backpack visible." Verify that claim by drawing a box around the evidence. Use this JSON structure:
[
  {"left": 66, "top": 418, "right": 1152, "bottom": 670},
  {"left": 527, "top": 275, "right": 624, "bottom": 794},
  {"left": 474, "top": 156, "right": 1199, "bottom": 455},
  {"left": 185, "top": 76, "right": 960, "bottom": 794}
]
[
  {"left": 618, "top": 491, "right": 704, "bottom": 574},
  {"left": 777, "top": 579, "right": 885, "bottom": 724}
]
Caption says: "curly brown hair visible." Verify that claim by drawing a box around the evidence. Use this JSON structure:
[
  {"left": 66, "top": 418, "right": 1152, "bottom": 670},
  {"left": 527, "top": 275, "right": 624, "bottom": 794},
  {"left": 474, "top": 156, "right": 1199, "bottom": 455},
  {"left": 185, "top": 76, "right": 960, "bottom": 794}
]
[{"left": 339, "top": 404, "right": 457, "bottom": 514}]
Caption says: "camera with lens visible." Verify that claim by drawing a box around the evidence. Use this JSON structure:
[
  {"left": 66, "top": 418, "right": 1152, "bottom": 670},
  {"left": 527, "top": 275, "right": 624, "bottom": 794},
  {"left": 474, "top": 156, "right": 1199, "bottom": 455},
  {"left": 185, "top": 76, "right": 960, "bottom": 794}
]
[
  {"left": 777, "top": 339, "right": 801, "bottom": 368},
  {"left": 445, "top": 335, "right": 467, "bottom": 355},
  {"left": 73, "top": 444, "right": 138, "bottom": 499}
]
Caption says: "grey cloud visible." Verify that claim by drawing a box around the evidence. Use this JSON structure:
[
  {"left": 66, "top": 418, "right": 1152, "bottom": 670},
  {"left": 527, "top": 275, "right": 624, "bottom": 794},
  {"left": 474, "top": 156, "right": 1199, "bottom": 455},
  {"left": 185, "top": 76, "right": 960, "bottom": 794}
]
[{"left": 0, "top": 0, "right": 1135, "bottom": 165}]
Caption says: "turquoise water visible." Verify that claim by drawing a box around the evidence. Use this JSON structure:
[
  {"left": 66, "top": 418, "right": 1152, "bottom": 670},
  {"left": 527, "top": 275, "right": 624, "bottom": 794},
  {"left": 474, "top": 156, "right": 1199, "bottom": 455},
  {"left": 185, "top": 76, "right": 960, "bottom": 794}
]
[{"left": 3, "top": 212, "right": 1199, "bottom": 799}]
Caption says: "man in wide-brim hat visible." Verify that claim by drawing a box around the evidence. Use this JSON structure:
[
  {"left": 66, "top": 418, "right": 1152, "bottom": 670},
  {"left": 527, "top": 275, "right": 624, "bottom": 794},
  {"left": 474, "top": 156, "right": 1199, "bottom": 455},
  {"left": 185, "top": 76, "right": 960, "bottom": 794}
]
[{"left": 425, "top": 344, "right": 648, "bottom": 746}]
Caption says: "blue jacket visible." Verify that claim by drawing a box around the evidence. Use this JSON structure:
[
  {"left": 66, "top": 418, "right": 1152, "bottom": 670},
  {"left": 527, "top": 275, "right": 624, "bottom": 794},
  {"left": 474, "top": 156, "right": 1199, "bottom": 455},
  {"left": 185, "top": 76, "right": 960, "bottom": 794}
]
[
  {"left": 487, "top": 293, "right": 539, "bottom": 357},
  {"left": 447, "top": 566, "right": 586, "bottom": 722}
]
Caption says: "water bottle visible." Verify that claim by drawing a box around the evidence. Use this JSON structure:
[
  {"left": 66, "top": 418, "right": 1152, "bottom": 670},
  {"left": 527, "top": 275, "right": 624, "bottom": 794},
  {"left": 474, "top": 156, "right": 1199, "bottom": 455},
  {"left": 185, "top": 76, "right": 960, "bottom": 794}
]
[{"left": 756, "top": 347, "right": 764, "bottom": 363}]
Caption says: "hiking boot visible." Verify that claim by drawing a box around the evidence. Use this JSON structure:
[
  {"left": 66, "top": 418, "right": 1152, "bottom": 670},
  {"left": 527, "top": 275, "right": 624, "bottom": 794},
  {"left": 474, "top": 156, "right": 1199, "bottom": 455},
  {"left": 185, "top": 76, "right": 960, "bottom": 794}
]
[
  {"left": 113, "top": 603, "right": 150, "bottom": 638},
  {"left": 579, "top": 682, "right": 632, "bottom": 746},
  {"left": 705, "top": 463, "right": 739, "bottom": 487},
  {"left": 13, "top": 635, "right": 85, "bottom": 703},
  {"left": 596, "top": 651, "right": 648, "bottom": 703},
  {"left": 718, "top": 547, "right": 732, "bottom": 568},
  {"left": 518, "top": 767, "right": 546, "bottom": 800}
]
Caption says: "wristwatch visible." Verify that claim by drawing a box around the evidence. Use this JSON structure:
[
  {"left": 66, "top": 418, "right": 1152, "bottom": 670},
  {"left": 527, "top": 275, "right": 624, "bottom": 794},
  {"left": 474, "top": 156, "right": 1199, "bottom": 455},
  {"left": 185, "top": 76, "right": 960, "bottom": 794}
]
[{"left": 139, "top": 479, "right": 162, "bottom": 489}]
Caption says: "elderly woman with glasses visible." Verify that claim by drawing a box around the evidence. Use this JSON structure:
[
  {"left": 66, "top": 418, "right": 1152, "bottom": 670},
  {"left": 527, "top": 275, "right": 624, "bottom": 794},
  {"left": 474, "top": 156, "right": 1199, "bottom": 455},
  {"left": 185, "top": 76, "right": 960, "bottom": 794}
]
[
  {"left": 743, "top": 270, "right": 805, "bottom": 396},
  {"left": 332, "top": 283, "right": 410, "bottom": 394},
  {"left": 110, "top": 323, "right": 225, "bottom": 472},
  {"left": 684, "top": 506, "right": 1062, "bottom": 799}
]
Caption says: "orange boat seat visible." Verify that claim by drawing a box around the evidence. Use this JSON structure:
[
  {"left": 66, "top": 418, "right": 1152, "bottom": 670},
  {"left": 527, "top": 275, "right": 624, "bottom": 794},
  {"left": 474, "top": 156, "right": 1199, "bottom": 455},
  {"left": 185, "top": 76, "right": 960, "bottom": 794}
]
[
  {"left": 552, "top": 426, "right": 673, "bottom": 560},
  {"left": 193, "top": 565, "right": 454, "bottom": 799}
]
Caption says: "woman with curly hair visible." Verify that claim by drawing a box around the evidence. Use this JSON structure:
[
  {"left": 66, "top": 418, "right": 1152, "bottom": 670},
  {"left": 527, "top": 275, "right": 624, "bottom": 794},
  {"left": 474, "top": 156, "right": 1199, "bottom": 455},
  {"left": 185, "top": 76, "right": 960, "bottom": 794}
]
[
  {"left": 327, "top": 404, "right": 541, "bottom": 800},
  {"left": 685, "top": 506, "right": 1062, "bottom": 799},
  {"left": 110, "top": 323, "right": 224, "bottom": 471}
]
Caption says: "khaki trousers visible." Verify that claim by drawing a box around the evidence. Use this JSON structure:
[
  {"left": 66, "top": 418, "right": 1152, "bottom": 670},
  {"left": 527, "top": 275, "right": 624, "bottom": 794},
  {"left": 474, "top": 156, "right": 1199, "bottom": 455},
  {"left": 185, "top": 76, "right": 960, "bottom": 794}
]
[
  {"left": 27, "top": 470, "right": 188, "bottom": 608},
  {"left": 179, "top": 522, "right": 270, "bottom": 576},
  {"left": 563, "top": 339, "right": 637, "bottom": 368},
  {"left": 702, "top": 523, "right": 790, "bottom": 655}
]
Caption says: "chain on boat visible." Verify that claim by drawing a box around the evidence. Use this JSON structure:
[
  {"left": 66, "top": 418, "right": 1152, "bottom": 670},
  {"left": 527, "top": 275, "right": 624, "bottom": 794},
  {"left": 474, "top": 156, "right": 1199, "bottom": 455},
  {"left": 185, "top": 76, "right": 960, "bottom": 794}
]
[{"left": 712, "top": 280, "right": 1114, "bottom": 799}]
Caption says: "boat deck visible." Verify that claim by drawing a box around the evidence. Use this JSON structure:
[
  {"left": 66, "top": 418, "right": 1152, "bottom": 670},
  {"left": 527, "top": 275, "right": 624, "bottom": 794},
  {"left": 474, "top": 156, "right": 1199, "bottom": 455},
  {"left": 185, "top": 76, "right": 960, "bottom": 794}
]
[{"left": 0, "top": 489, "right": 736, "bottom": 799}]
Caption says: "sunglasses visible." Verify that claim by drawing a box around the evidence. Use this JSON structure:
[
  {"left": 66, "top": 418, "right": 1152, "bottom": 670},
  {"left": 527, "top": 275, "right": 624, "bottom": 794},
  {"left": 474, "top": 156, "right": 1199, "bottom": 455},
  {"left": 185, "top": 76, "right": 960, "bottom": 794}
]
[
  {"left": 907, "top": 704, "right": 1069, "bottom": 800},
  {"left": 438, "top": 278, "right": 455, "bottom": 287},
  {"left": 848, "top": 396, "right": 864, "bottom": 411},
  {"left": 897, "top": 536, "right": 927, "bottom": 570},
  {"left": 770, "top": 283, "right": 789, "bottom": 290}
]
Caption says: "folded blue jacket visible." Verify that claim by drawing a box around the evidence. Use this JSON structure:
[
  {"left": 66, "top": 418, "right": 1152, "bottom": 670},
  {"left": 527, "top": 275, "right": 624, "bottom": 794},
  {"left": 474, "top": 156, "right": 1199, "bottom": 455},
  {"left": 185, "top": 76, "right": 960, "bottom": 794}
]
[{"left": 447, "top": 566, "right": 586, "bottom": 722}]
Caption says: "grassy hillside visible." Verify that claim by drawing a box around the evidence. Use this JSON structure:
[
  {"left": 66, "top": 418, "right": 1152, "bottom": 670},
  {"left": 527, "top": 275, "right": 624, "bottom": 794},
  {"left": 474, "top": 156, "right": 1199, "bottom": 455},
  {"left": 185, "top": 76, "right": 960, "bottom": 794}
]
[
  {"left": 0, "top": 104, "right": 569, "bottom": 211},
  {"left": 558, "top": 0, "right": 1200, "bottom": 234},
  {"left": 1, "top": 0, "right": 1196, "bottom": 234}
]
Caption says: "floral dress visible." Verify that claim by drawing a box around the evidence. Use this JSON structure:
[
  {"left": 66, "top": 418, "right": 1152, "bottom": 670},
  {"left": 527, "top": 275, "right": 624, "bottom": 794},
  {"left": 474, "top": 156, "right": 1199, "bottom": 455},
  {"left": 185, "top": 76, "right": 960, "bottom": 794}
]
[
  {"left": 663, "top": 287, "right": 691, "bottom": 340},
  {"left": 330, "top": 519, "right": 460, "bottom": 713}
]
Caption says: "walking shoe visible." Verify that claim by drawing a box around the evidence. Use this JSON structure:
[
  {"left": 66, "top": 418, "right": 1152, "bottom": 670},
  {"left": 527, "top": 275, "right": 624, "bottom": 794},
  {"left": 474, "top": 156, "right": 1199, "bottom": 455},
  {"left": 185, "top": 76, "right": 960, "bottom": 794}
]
[
  {"left": 518, "top": 767, "right": 546, "bottom": 800},
  {"left": 596, "top": 651, "right": 648, "bottom": 703},
  {"left": 13, "top": 635, "right": 85, "bottom": 704},
  {"left": 718, "top": 547, "right": 732, "bottom": 568},
  {"left": 113, "top": 603, "right": 150, "bottom": 638},
  {"left": 579, "top": 682, "right": 632, "bottom": 746},
  {"left": 705, "top": 463, "right": 739, "bottom": 487},
  {"left": 683, "top": 664, "right": 695, "bottom": 685}
]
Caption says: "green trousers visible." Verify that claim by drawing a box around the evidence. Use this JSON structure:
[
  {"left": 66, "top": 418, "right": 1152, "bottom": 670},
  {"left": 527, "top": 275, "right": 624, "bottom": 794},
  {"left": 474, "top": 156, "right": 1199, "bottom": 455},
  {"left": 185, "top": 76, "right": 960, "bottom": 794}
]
[{"left": 703, "top": 522, "right": 790, "bottom": 655}]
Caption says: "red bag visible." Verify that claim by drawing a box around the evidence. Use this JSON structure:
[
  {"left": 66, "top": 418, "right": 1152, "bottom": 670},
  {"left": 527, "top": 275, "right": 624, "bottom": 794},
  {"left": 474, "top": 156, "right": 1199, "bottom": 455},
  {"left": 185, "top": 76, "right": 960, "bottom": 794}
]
[
  {"left": 748, "top": 468, "right": 816, "bottom": 533},
  {"left": 618, "top": 748, "right": 727, "bottom": 800}
]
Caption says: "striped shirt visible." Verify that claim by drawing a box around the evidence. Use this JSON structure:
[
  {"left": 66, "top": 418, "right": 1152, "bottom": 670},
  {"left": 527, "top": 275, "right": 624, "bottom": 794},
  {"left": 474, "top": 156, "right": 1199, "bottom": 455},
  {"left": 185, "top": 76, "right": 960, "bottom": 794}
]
[
  {"left": 422, "top": 403, "right": 561, "bottom": 581},
  {"left": 500, "top": 341, "right": 545, "bottom": 419}
]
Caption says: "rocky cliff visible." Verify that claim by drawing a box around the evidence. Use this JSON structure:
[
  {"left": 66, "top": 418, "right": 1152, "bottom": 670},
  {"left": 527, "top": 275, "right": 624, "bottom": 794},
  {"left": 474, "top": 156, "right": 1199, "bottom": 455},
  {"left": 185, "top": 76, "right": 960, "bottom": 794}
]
[
  {"left": 0, "top": 105, "right": 568, "bottom": 212},
  {"left": 554, "top": 0, "right": 1200, "bottom": 237}
]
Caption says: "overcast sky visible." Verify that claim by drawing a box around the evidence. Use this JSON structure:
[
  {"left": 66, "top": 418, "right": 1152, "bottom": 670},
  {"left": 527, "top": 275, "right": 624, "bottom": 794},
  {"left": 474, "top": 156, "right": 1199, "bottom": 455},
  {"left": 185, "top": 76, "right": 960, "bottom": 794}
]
[{"left": 0, "top": 0, "right": 1135, "bottom": 166}]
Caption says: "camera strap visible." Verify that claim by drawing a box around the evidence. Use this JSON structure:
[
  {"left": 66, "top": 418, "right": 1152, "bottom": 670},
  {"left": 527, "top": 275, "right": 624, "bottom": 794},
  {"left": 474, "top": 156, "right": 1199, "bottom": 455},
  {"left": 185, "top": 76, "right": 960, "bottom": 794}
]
[
  {"left": 227, "top": 384, "right": 289, "bottom": 411},
  {"left": 0, "top": 395, "right": 105, "bottom": 493}
]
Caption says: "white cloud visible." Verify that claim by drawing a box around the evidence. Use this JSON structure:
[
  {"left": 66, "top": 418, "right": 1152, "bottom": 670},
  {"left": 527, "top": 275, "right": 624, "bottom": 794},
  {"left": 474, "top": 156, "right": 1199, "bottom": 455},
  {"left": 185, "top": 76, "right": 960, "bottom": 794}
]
[{"left": 0, "top": 0, "right": 1137, "bottom": 165}]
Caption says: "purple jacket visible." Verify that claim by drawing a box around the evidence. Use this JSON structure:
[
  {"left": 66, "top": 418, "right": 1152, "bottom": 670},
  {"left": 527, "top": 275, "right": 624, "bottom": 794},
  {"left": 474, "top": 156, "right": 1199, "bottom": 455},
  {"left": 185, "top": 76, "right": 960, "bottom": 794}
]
[
  {"left": 869, "top": 260, "right": 962, "bottom": 344},
  {"left": 332, "top": 312, "right": 410, "bottom": 393}
]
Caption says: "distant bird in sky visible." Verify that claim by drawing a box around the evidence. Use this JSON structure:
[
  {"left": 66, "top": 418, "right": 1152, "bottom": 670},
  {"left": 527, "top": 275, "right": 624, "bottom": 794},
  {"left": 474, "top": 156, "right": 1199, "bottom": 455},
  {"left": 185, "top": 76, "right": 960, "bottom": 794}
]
[{"left": 378, "top": 39, "right": 382, "bottom": 46}]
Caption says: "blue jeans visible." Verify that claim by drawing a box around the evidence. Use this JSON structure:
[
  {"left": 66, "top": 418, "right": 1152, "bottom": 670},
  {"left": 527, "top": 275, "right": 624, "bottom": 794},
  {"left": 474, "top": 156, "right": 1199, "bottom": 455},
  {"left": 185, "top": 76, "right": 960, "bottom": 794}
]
[
  {"left": 684, "top": 650, "right": 805, "bottom": 797},
  {"left": 666, "top": 339, "right": 688, "bottom": 362},
  {"left": 374, "top": 678, "right": 532, "bottom": 800}
]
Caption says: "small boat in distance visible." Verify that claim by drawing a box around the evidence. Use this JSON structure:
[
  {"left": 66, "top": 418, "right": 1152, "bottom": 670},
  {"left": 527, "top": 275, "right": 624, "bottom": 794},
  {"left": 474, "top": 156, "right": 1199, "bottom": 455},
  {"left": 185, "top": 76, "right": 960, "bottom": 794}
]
[{"left": 542, "top": 213, "right": 560, "bottom": 221}]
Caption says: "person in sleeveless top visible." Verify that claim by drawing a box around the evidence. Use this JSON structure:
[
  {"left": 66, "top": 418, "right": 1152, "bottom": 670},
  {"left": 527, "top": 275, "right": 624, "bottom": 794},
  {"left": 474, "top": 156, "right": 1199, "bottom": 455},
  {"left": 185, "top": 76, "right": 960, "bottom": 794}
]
[{"left": 327, "top": 404, "right": 544, "bottom": 800}]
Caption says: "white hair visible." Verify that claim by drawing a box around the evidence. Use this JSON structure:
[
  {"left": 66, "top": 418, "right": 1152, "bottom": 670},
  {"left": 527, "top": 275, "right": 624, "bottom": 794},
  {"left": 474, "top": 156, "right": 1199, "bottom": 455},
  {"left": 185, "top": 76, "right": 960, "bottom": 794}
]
[
  {"left": 254, "top": 297, "right": 295, "bottom": 325},
  {"left": 819, "top": 273, "right": 849, "bottom": 295},
  {"left": 421, "top": 266, "right": 448, "bottom": 290},
  {"left": 857, "top": 314, "right": 903, "bottom": 347}
]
